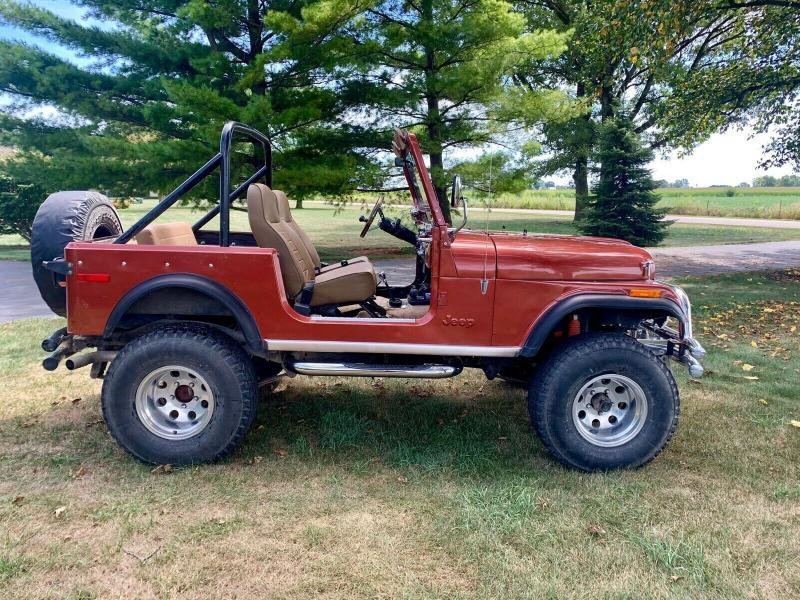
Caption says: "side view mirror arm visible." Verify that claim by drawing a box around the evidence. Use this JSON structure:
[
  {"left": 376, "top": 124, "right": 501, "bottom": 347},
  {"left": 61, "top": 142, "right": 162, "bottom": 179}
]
[{"left": 449, "top": 196, "right": 468, "bottom": 235}]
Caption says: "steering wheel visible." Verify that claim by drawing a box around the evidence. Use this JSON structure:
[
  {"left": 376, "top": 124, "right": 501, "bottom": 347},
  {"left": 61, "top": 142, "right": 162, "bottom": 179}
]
[{"left": 359, "top": 197, "right": 384, "bottom": 238}]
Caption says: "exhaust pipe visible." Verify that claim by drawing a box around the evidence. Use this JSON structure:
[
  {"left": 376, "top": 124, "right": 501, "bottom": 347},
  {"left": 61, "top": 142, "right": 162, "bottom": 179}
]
[
  {"left": 42, "top": 327, "right": 68, "bottom": 352},
  {"left": 286, "top": 360, "right": 462, "bottom": 378},
  {"left": 65, "top": 351, "right": 117, "bottom": 371},
  {"left": 42, "top": 338, "right": 74, "bottom": 371}
]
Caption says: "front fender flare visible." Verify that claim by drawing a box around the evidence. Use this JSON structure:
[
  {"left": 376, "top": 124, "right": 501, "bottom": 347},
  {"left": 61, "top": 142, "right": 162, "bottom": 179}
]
[
  {"left": 520, "top": 294, "right": 686, "bottom": 358},
  {"left": 102, "top": 273, "right": 265, "bottom": 355}
]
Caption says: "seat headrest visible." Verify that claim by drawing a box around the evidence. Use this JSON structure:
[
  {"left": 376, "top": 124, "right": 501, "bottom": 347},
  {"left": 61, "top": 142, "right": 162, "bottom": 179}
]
[
  {"left": 274, "top": 190, "right": 293, "bottom": 222},
  {"left": 247, "top": 184, "right": 280, "bottom": 223}
]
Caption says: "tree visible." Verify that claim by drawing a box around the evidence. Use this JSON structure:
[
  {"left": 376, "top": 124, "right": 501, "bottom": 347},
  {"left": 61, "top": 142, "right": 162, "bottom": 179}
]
[
  {"left": 337, "top": 0, "right": 570, "bottom": 221},
  {"left": 0, "top": 173, "right": 44, "bottom": 241},
  {"left": 0, "top": 0, "right": 378, "bottom": 210},
  {"left": 669, "top": 1, "right": 800, "bottom": 173},
  {"left": 450, "top": 151, "right": 536, "bottom": 198},
  {"left": 579, "top": 117, "right": 668, "bottom": 246},
  {"left": 514, "top": 1, "right": 748, "bottom": 220}
]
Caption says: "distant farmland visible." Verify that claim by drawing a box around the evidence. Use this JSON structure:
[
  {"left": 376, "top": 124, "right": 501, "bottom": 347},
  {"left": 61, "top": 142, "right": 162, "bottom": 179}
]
[{"left": 481, "top": 187, "right": 800, "bottom": 219}]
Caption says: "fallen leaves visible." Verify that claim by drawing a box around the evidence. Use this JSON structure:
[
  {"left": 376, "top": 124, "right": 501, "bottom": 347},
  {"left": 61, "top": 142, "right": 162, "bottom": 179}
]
[
  {"left": 150, "top": 464, "right": 173, "bottom": 475},
  {"left": 741, "top": 364, "right": 755, "bottom": 371},
  {"left": 54, "top": 506, "right": 66, "bottom": 518},
  {"left": 790, "top": 420, "right": 800, "bottom": 429},
  {"left": 11, "top": 496, "right": 24, "bottom": 506}
]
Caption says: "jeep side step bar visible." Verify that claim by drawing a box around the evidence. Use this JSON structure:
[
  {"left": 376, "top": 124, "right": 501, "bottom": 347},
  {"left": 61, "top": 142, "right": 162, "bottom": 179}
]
[{"left": 285, "top": 360, "right": 462, "bottom": 378}]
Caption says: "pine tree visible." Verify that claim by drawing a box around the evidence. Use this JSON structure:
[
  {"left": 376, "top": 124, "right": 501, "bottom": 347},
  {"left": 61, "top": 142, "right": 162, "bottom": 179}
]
[
  {"left": 330, "top": 0, "right": 570, "bottom": 221},
  {"left": 579, "top": 117, "right": 668, "bottom": 247},
  {"left": 0, "top": 0, "right": 379, "bottom": 206}
]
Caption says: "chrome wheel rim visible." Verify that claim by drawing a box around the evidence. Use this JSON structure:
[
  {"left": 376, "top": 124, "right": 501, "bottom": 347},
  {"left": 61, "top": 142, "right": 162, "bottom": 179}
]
[
  {"left": 571, "top": 373, "right": 648, "bottom": 448},
  {"left": 135, "top": 365, "right": 215, "bottom": 440}
]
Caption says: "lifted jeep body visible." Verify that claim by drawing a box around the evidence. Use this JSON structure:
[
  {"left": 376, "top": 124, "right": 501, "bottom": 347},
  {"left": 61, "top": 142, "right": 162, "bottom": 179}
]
[{"left": 34, "top": 122, "right": 705, "bottom": 471}]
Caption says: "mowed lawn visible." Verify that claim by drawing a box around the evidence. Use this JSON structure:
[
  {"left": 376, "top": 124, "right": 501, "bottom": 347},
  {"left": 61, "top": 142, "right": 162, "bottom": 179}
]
[
  {"left": 0, "top": 271, "right": 798, "bottom": 598},
  {"left": 1, "top": 200, "right": 799, "bottom": 263}
]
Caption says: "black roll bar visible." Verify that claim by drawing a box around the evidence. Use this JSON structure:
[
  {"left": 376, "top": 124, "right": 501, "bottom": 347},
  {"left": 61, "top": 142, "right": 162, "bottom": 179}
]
[{"left": 115, "top": 121, "right": 272, "bottom": 246}]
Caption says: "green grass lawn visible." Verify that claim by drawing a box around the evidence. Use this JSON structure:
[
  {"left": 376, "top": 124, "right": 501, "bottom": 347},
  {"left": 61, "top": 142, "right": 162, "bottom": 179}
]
[
  {"left": 2, "top": 200, "right": 799, "bottom": 262},
  {"left": 0, "top": 271, "right": 798, "bottom": 597}
]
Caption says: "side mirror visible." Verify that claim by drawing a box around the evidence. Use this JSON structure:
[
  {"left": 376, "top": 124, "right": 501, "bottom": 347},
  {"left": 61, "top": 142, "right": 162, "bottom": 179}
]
[{"left": 450, "top": 175, "right": 464, "bottom": 208}]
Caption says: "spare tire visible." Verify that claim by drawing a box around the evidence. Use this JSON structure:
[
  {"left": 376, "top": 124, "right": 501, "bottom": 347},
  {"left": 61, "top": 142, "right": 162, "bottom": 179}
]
[{"left": 31, "top": 191, "right": 123, "bottom": 316}]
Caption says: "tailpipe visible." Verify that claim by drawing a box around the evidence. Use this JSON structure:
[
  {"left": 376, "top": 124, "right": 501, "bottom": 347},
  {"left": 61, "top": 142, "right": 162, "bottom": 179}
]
[
  {"left": 286, "top": 360, "right": 462, "bottom": 379},
  {"left": 42, "top": 337, "right": 74, "bottom": 371},
  {"left": 65, "top": 351, "right": 117, "bottom": 371}
]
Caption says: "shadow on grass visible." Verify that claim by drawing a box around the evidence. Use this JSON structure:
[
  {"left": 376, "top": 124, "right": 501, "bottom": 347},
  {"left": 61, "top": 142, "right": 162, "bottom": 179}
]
[{"left": 241, "top": 379, "right": 554, "bottom": 479}]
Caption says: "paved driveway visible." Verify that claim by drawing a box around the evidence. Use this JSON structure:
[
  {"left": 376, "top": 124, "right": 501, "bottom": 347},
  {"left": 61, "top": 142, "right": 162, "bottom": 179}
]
[
  {"left": 0, "top": 261, "right": 55, "bottom": 323},
  {"left": 3, "top": 239, "right": 800, "bottom": 322}
]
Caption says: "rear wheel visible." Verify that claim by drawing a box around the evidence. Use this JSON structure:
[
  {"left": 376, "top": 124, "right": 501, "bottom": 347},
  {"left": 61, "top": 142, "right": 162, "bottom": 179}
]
[
  {"left": 529, "top": 333, "right": 679, "bottom": 471},
  {"left": 102, "top": 325, "right": 258, "bottom": 465}
]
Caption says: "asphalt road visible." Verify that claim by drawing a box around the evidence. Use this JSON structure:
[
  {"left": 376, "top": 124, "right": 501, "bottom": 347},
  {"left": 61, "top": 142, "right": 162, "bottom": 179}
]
[{"left": 3, "top": 239, "right": 800, "bottom": 323}]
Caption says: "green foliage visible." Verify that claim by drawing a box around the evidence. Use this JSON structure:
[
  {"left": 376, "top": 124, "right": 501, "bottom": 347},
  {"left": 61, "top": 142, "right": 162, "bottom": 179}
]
[
  {"left": 579, "top": 118, "right": 668, "bottom": 247},
  {"left": 0, "top": 173, "right": 44, "bottom": 241},
  {"left": 450, "top": 152, "right": 536, "bottom": 199},
  {"left": 327, "top": 0, "right": 570, "bottom": 219},
  {"left": 753, "top": 174, "right": 800, "bottom": 187},
  {"left": 514, "top": 1, "right": 776, "bottom": 212},
  {"left": 0, "top": 0, "right": 379, "bottom": 205}
]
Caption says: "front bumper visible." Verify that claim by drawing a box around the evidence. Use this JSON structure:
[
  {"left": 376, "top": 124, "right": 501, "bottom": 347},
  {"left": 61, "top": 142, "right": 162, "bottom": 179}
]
[{"left": 640, "top": 284, "right": 706, "bottom": 377}]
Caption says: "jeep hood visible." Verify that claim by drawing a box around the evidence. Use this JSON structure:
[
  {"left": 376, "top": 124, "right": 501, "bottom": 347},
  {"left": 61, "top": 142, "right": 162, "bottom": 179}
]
[{"left": 490, "top": 232, "right": 653, "bottom": 281}]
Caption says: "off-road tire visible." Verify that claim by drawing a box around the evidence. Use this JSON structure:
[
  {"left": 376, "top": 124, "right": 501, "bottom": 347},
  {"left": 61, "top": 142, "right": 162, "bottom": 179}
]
[
  {"left": 31, "top": 191, "right": 123, "bottom": 316},
  {"left": 102, "top": 325, "right": 258, "bottom": 465},
  {"left": 528, "top": 333, "right": 679, "bottom": 471}
]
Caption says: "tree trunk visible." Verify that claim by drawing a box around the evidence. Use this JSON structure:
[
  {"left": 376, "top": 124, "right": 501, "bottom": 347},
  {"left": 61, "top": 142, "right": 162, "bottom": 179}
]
[
  {"left": 295, "top": 198, "right": 303, "bottom": 209},
  {"left": 573, "top": 81, "right": 591, "bottom": 222},
  {"left": 422, "top": 0, "right": 451, "bottom": 224},
  {"left": 573, "top": 156, "right": 589, "bottom": 220}
]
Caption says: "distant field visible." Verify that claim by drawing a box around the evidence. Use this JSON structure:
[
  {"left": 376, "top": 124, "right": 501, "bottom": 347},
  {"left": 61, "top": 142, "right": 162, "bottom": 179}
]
[
  {"left": 1, "top": 201, "right": 799, "bottom": 263},
  {"left": 458, "top": 186, "right": 800, "bottom": 219}
]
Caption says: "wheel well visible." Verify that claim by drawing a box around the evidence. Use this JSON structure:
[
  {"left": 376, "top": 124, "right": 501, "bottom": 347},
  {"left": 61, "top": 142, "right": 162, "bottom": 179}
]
[
  {"left": 520, "top": 295, "right": 686, "bottom": 358},
  {"left": 103, "top": 275, "right": 265, "bottom": 356}
]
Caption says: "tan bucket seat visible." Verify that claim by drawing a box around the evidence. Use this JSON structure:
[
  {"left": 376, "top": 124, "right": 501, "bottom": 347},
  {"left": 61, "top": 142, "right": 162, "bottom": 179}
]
[
  {"left": 247, "top": 184, "right": 376, "bottom": 310},
  {"left": 273, "top": 190, "right": 370, "bottom": 274}
]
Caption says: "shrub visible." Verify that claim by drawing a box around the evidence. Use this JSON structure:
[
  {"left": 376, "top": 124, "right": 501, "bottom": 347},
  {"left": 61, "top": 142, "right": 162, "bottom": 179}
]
[
  {"left": 579, "top": 117, "right": 668, "bottom": 246},
  {"left": 725, "top": 188, "right": 736, "bottom": 197},
  {"left": 0, "top": 174, "right": 45, "bottom": 242}
]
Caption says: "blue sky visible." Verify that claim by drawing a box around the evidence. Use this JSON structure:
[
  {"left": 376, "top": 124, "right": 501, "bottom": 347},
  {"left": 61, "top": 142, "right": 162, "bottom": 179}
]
[{"left": 0, "top": 1, "right": 795, "bottom": 186}]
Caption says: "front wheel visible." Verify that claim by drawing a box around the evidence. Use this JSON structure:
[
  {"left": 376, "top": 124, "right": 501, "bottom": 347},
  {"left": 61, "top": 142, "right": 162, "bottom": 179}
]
[
  {"left": 529, "top": 333, "right": 679, "bottom": 471},
  {"left": 102, "top": 325, "right": 258, "bottom": 465}
]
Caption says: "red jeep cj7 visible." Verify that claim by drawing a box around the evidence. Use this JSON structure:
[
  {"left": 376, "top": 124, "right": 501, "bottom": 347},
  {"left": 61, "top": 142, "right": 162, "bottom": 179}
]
[{"left": 31, "top": 122, "right": 705, "bottom": 471}]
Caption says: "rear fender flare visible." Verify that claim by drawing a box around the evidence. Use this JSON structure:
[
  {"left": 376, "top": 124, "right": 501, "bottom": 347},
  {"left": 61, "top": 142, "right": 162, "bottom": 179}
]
[
  {"left": 103, "top": 274, "right": 264, "bottom": 356},
  {"left": 520, "top": 294, "right": 686, "bottom": 358}
]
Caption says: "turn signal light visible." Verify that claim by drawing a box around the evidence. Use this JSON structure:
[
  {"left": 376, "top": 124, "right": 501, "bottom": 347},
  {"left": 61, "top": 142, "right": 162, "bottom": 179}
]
[{"left": 628, "top": 288, "right": 662, "bottom": 298}]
